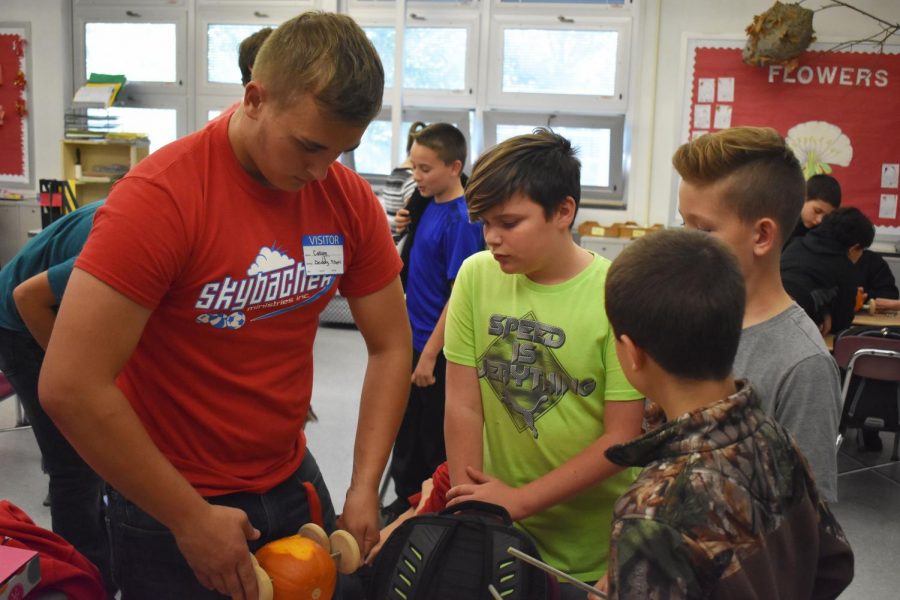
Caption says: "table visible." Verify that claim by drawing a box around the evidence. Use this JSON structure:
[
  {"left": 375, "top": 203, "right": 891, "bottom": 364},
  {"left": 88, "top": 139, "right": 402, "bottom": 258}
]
[
  {"left": 824, "top": 311, "right": 900, "bottom": 351},
  {"left": 851, "top": 311, "right": 900, "bottom": 328}
]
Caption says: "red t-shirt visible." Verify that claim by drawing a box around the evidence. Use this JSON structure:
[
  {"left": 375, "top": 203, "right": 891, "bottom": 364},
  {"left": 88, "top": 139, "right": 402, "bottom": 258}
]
[{"left": 76, "top": 109, "right": 401, "bottom": 495}]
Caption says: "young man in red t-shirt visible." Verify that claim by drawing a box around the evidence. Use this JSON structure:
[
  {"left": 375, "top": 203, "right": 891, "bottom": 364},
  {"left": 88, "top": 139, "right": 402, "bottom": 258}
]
[{"left": 40, "top": 12, "right": 411, "bottom": 599}]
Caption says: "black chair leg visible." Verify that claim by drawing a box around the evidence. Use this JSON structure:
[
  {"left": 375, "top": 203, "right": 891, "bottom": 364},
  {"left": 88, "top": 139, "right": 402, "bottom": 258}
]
[{"left": 892, "top": 432, "right": 900, "bottom": 462}]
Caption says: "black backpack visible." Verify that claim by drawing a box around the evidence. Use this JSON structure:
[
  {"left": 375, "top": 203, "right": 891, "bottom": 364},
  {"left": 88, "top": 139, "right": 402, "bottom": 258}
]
[{"left": 368, "top": 501, "right": 556, "bottom": 600}]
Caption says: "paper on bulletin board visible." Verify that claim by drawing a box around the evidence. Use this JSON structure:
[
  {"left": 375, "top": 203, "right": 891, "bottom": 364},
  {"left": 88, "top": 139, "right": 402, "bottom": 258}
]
[
  {"left": 0, "top": 23, "right": 31, "bottom": 188},
  {"left": 681, "top": 39, "right": 900, "bottom": 231}
]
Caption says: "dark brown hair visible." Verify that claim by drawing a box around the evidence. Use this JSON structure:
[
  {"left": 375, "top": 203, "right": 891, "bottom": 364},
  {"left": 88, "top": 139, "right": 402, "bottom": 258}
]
[
  {"left": 606, "top": 229, "right": 745, "bottom": 380},
  {"left": 412, "top": 122, "right": 467, "bottom": 166},
  {"left": 466, "top": 128, "right": 580, "bottom": 221}
]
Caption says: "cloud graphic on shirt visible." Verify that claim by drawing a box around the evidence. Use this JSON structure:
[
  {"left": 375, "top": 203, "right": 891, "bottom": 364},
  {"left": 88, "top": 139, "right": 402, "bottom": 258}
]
[{"left": 247, "top": 246, "right": 295, "bottom": 276}]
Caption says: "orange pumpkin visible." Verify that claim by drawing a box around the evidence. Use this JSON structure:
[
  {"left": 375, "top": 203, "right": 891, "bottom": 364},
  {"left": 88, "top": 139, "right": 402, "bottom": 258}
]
[{"left": 255, "top": 535, "right": 336, "bottom": 600}]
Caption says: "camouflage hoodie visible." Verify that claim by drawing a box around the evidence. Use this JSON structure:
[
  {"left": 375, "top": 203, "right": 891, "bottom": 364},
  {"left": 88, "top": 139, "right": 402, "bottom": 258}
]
[{"left": 604, "top": 381, "right": 853, "bottom": 599}]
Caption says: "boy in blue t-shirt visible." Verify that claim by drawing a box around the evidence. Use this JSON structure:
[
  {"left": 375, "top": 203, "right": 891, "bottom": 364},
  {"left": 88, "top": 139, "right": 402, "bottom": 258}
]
[{"left": 386, "top": 123, "right": 483, "bottom": 518}]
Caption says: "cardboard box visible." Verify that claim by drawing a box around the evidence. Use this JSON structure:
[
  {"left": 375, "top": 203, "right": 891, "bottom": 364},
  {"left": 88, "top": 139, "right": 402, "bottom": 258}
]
[{"left": 0, "top": 545, "right": 40, "bottom": 600}]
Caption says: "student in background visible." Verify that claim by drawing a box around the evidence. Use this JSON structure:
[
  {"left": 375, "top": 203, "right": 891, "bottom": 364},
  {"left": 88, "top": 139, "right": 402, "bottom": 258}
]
[
  {"left": 385, "top": 123, "right": 483, "bottom": 523},
  {"left": 238, "top": 27, "right": 273, "bottom": 86},
  {"left": 383, "top": 121, "right": 426, "bottom": 239},
  {"left": 444, "top": 129, "right": 644, "bottom": 597},
  {"left": 596, "top": 228, "right": 854, "bottom": 599},
  {"left": 674, "top": 127, "right": 842, "bottom": 503},
  {"left": 40, "top": 13, "right": 410, "bottom": 599},
  {"left": 0, "top": 201, "right": 113, "bottom": 595},
  {"left": 854, "top": 248, "right": 899, "bottom": 303},
  {"left": 787, "top": 173, "right": 842, "bottom": 245},
  {"left": 781, "top": 206, "right": 875, "bottom": 335}
]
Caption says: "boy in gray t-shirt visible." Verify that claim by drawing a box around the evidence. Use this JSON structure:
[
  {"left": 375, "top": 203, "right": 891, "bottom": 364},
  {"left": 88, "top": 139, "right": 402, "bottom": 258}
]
[{"left": 673, "top": 127, "right": 841, "bottom": 502}]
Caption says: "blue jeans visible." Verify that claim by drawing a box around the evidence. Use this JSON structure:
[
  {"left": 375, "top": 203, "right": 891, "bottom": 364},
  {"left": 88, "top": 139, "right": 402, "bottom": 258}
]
[
  {"left": 106, "top": 450, "right": 337, "bottom": 599},
  {"left": 0, "top": 326, "right": 113, "bottom": 594}
]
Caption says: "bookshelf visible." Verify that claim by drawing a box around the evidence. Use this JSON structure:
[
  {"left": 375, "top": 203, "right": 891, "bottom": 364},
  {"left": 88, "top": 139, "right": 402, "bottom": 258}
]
[{"left": 60, "top": 139, "right": 150, "bottom": 205}]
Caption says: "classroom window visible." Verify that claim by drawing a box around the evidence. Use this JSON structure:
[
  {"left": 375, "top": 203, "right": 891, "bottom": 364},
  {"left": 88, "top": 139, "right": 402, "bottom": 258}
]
[
  {"left": 488, "top": 14, "right": 631, "bottom": 113},
  {"left": 497, "top": 0, "right": 625, "bottom": 5},
  {"left": 485, "top": 112, "right": 624, "bottom": 205},
  {"left": 496, "top": 124, "right": 611, "bottom": 187},
  {"left": 353, "top": 111, "right": 472, "bottom": 176},
  {"left": 85, "top": 23, "right": 177, "bottom": 83},
  {"left": 360, "top": 25, "right": 469, "bottom": 92},
  {"left": 404, "top": 27, "right": 467, "bottom": 91},
  {"left": 207, "top": 23, "right": 270, "bottom": 85},
  {"left": 363, "top": 26, "right": 396, "bottom": 89},
  {"left": 88, "top": 107, "right": 178, "bottom": 154},
  {"left": 502, "top": 29, "right": 618, "bottom": 96}
]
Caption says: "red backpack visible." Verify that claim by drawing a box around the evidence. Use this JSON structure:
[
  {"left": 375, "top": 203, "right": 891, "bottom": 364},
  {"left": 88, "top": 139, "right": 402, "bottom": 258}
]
[{"left": 0, "top": 500, "right": 106, "bottom": 599}]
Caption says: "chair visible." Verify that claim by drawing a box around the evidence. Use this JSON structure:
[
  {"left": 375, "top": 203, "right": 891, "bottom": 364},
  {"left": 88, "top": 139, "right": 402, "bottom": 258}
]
[{"left": 833, "top": 331, "right": 900, "bottom": 460}]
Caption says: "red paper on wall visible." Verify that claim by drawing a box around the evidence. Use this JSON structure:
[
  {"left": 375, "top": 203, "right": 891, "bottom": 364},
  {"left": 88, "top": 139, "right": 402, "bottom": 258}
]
[
  {"left": 688, "top": 46, "right": 900, "bottom": 228},
  {"left": 0, "top": 33, "right": 26, "bottom": 180}
]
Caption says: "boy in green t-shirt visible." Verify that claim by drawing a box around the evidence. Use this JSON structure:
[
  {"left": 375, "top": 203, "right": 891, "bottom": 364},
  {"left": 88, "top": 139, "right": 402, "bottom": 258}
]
[{"left": 443, "top": 128, "right": 644, "bottom": 594}]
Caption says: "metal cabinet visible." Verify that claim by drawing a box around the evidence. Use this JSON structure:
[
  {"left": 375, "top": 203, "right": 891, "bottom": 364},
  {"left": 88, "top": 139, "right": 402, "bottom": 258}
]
[
  {"left": 0, "top": 201, "right": 42, "bottom": 267},
  {"left": 579, "top": 236, "right": 632, "bottom": 261}
]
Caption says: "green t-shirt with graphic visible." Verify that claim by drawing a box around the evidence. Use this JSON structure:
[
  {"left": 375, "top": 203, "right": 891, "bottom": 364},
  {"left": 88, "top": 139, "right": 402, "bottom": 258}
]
[{"left": 444, "top": 250, "right": 642, "bottom": 582}]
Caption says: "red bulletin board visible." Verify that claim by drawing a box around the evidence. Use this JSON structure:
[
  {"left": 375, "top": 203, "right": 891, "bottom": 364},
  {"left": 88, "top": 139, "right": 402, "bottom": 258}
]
[
  {"left": 682, "top": 39, "right": 900, "bottom": 230},
  {"left": 0, "top": 23, "right": 31, "bottom": 187}
]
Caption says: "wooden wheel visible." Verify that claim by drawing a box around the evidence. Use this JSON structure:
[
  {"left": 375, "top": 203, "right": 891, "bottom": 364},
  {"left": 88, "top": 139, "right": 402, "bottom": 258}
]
[
  {"left": 250, "top": 553, "right": 274, "bottom": 600},
  {"left": 298, "top": 522, "right": 330, "bottom": 550},
  {"left": 329, "top": 529, "right": 361, "bottom": 574}
]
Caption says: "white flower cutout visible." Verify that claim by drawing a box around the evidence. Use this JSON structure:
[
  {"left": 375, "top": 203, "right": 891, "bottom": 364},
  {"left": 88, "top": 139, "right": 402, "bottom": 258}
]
[{"left": 786, "top": 121, "right": 853, "bottom": 179}]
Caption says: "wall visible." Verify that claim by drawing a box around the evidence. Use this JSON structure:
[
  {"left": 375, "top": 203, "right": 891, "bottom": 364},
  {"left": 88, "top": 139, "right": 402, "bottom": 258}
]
[
  {"left": 583, "top": 0, "right": 899, "bottom": 248},
  {"left": 4, "top": 0, "right": 71, "bottom": 195},
  {"left": 8, "top": 0, "right": 898, "bottom": 243}
]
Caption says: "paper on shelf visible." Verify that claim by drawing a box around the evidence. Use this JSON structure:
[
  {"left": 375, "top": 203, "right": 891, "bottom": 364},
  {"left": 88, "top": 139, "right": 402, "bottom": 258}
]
[{"left": 72, "top": 83, "right": 121, "bottom": 108}]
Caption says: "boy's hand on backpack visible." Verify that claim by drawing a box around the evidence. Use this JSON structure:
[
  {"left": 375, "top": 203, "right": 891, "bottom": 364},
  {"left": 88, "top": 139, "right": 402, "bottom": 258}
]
[
  {"left": 588, "top": 573, "right": 608, "bottom": 599},
  {"left": 339, "top": 487, "right": 381, "bottom": 558},
  {"left": 445, "top": 465, "right": 528, "bottom": 520}
]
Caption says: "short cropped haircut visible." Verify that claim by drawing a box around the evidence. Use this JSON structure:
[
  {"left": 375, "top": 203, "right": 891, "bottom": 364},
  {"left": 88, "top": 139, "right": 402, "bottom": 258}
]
[
  {"left": 817, "top": 206, "right": 874, "bottom": 249},
  {"left": 238, "top": 27, "right": 273, "bottom": 86},
  {"left": 412, "top": 123, "right": 467, "bottom": 166},
  {"left": 806, "top": 174, "right": 842, "bottom": 208},
  {"left": 606, "top": 229, "right": 746, "bottom": 381},
  {"left": 252, "top": 12, "right": 384, "bottom": 125},
  {"left": 466, "top": 128, "right": 580, "bottom": 221},
  {"left": 672, "top": 127, "right": 805, "bottom": 245}
]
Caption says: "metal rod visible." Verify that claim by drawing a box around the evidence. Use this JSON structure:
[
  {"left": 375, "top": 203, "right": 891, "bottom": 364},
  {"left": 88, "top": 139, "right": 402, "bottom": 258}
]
[{"left": 506, "top": 546, "right": 607, "bottom": 599}]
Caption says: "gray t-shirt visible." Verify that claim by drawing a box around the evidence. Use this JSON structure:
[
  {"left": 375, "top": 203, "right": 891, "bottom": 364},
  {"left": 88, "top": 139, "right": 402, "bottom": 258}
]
[{"left": 733, "top": 303, "right": 841, "bottom": 502}]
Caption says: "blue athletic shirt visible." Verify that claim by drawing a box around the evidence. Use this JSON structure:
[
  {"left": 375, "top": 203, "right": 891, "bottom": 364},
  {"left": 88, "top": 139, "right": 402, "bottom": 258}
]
[
  {"left": 406, "top": 196, "right": 483, "bottom": 351},
  {"left": 0, "top": 200, "right": 102, "bottom": 332}
]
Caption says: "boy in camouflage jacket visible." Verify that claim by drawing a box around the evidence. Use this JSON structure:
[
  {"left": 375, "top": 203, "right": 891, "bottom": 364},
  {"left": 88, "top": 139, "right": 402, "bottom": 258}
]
[{"left": 595, "top": 229, "right": 853, "bottom": 599}]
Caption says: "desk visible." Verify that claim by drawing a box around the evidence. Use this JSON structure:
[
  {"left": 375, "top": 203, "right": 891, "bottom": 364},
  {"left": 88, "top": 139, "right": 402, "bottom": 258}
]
[
  {"left": 825, "top": 311, "right": 900, "bottom": 351},
  {"left": 851, "top": 311, "right": 900, "bottom": 328}
]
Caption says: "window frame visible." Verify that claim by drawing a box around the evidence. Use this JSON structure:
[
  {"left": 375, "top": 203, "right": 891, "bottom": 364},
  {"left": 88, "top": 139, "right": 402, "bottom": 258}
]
[
  {"left": 397, "top": 8, "right": 481, "bottom": 108},
  {"left": 486, "top": 12, "right": 631, "bottom": 113},
  {"left": 350, "top": 107, "right": 474, "bottom": 180},
  {"left": 483, "top": 111, "right": 625, "bottom": 207},
  {"left": 195, "top": 7, "right": 294, "bottom": 96},
  {"left": 74, "top": 6, "right": 188, "bottom": 97}
]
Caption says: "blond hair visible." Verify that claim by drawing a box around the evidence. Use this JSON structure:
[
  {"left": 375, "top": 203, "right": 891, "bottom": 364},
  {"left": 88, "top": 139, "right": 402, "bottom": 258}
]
[
  {"left": 672, "top": 127, "right": 804, "bottom": 243},
  {"left": 252, "top": 12, "right": 383, "bottom": 125}
]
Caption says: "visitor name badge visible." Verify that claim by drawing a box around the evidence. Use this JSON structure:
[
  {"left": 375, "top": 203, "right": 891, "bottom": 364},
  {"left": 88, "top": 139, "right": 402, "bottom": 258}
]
[{"left": 302, "top": 234, "right": 345, "bottom": 275}]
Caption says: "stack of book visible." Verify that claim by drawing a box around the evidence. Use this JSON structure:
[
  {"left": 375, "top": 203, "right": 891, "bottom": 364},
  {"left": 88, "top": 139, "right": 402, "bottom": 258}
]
[{"left": 64, "top": 111, "right": 118, "bottom": 140}]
